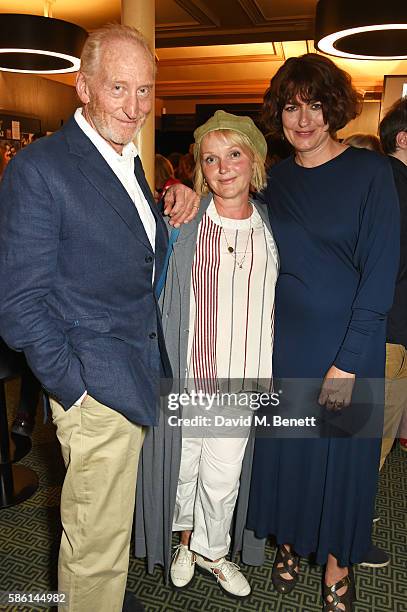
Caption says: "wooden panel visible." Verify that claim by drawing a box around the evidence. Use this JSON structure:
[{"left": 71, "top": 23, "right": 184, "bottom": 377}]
[
  {"left": 156, "top": 78, "right": 271, "bottom": 98},
  {"left": 0, "top": 73, "right": 78, "bottom": 132}
]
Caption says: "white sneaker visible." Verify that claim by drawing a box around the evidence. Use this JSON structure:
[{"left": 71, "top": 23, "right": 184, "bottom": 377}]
[
  {"left": 170, "top": 544, "right": 196, "bottom": 589},
  {"left": 195, "top": 555, "right": 251, "bottom": 598}
]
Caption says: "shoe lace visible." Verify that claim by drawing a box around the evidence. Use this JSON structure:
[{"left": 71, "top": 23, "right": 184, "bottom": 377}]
[
  {"left": 172, "top": 544, "right": 194, "bottom": 566},
  {"left": 214, "top": 560, "right": 241, "bottom": 582}
]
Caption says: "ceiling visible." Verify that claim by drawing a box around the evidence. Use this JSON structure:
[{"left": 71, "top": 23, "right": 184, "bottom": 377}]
[
  {"left": 0, "top": 0, "right": 318, "bottom": 44},
  {"left": 1, "top": 0, "right": 406, "bottom": 104}
]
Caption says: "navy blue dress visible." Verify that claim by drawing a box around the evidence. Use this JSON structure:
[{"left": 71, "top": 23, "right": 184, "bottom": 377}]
[{"left": 247, "top": 147, "right": 400, "bottom": 566}]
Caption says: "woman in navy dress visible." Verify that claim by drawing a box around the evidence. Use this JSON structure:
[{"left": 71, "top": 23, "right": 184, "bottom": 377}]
[{"left": 246, "top": 54, "right": 400, "bottom": 611}]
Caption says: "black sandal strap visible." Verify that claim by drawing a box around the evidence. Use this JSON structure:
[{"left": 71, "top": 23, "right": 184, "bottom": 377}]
[
  {"left": 272, "top": 545, "right": 301, "bottom": 595},
  {"left": 323, "top": 574, "right": 353, "bottom": 611},
  {"left": 276, "top": 545, "right": 299, "bottom": 579}
]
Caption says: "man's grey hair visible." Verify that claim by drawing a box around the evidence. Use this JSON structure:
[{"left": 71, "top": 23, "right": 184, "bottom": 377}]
[{"left": 80, "top": 23, "right": 155, "bottom": 78}]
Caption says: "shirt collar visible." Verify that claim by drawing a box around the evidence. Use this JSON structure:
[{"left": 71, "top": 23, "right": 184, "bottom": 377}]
[{"left": 74, "top": 107, "right": 139, "bottom": 164}]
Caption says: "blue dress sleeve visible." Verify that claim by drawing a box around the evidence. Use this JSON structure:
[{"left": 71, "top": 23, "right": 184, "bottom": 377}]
[{"left": 333, "top": 159, "right": 400, "bottom": 374}]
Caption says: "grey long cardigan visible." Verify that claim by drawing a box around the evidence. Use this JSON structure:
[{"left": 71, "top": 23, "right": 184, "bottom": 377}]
[{"left": 134, "top": 193, "right": 276, "bottom": 577}]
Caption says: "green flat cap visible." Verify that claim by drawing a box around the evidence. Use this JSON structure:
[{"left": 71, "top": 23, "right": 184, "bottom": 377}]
[{"left": 193, "top": 110, "right": 267, "bottom": 162}]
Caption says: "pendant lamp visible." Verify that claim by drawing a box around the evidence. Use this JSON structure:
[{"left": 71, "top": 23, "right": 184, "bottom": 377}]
[
  {"left": 315, "top": 0, "right": 407, "bottom": 60},
  {"left": 0, "top": 13, "right": 87, "bottom": 74}
]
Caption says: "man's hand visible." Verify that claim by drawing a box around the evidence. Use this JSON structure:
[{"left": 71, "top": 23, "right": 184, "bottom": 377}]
[
  {"left": 318, "top": 365, "right": 355, "bottom": 411},
  {"left": 163, "top": 183, "right": 200, "bottom": 227}
]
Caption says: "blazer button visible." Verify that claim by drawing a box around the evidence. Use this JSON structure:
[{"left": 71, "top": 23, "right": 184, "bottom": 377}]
[
  {"left": 149, "top": 332, "right": 157, "bottom": 339},
  {"left": 145, "top": 255, "right": 153, "bottom": 263}
]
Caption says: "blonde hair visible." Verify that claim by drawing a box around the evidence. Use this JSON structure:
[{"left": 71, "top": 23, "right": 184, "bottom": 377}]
[
  {"left": 194, "top": 130, "right": 267, "bottom": 196},
  {"left": 80, "top": 23, "right": 155, "bottom": 79},
  {"left": 343, "top": 133, "right": 383, "bottom": 154}
]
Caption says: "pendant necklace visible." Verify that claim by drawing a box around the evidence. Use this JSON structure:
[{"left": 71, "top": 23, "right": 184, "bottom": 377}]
[{"left": 216, "top": 204, "right": 253, "bottom": 269}]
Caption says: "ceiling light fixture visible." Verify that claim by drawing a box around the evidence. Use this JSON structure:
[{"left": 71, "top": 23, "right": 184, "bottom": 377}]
[
  {"left": 315, "top": 0, "right": 407, "bottom": 60},
  {"left": 0, "top": 12, "right": 87, "bottom": 74}
]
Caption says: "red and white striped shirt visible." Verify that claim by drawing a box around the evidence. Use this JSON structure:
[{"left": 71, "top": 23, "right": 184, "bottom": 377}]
[{"left": 187, "top": 199, "right": 278, "bottom": 394}]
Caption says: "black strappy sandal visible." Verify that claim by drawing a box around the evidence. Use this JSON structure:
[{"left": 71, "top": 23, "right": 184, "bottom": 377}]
[
  {"left": 272, "top": 544, "right": 300, "bottom": 594},
  {"left": 322, "top": 567, "right": 356, "bottom": 611}
]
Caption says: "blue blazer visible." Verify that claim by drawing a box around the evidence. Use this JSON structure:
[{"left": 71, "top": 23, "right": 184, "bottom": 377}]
[{"left": 0, "top": 116, "right": 171, "bottom": 425}]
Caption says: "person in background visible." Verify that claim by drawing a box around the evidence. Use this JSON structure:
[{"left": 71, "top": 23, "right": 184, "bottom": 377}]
[
  {"left": 264, "top": 133, "right": 292, "bottom": 168},
  {"left": 379, "top": 98, "right": 407, "bottom": 460},
  {"left": 154, "top": 153, "right": 180, "bottom": 202},
  {"left": 343, "top": 132, "right": 383, "bottom": 154},
  {"left": 168, "top": 151, "right": 182, "bottom": 177},
  {"left": 177, "top": 149, "right": 195, "bottom": 188},
  {"left": 0, "top": 144, "right": 7, "bottom": 179}
]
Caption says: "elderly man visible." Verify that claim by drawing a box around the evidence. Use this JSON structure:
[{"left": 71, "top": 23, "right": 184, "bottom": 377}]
[{"left": 0, "top": 24, "right": 195, "bottom": 612}]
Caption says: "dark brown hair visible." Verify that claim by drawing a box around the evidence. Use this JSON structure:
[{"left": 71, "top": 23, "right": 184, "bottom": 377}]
[
  {"left": 379, "top": 97, "right": 407, "bottom": 155},
  {"left": 262, "top": 53, "right": 362, "bottom": 136}
]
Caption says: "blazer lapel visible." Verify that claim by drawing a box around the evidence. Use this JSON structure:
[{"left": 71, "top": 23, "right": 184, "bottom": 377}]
[
  {"left": 133, "top": 155, "right": 169, "bottom": 277},
  {"left": 64, "top": 117, "right": 153, "bottom": 252},
  {"left": 134, "top": 155, "right": 155, "bottom": 209}
]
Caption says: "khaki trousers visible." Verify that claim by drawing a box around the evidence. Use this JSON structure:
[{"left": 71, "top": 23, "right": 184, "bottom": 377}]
[
  {"left": 50, "top": 395, "right": 145, "bottom": 612},
  {"left": 380, "top": 343, "right": 407, "bottom": 469}
]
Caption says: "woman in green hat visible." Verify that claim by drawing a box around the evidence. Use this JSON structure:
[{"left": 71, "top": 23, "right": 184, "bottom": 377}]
[{"left": 135, "top": 110, "right": 278, "bottom": 599}]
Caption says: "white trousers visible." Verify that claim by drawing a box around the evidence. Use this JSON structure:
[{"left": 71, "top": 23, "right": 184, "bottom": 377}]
[{"left": 172, "top": 432, "right": 249, "bottom": 560}]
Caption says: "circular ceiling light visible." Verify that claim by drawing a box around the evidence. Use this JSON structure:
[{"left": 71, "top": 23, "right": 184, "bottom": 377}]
[
  {"left": 0, "top": 14, "right": 88, "bottom": 74},
  {"left": 315, "top": 0, "right": 407, "bottom": 60}
]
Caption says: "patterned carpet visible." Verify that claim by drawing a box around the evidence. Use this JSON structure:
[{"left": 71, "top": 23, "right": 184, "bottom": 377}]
[{"left": 1, "top": 379, "right": 406, "bottom": 612}]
